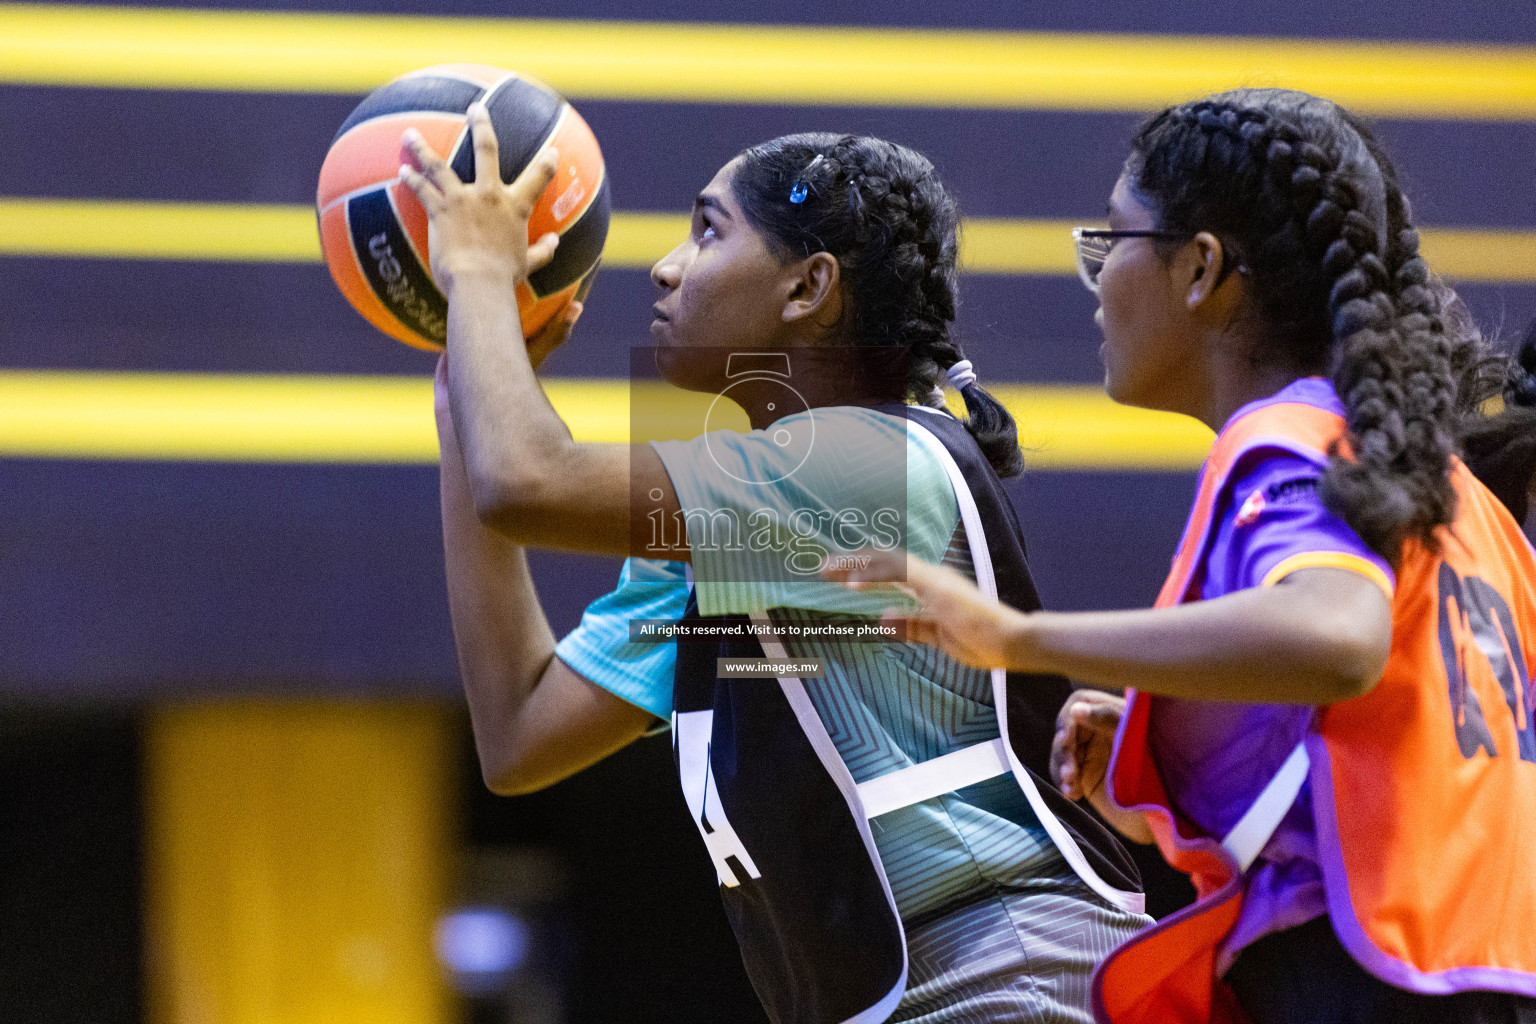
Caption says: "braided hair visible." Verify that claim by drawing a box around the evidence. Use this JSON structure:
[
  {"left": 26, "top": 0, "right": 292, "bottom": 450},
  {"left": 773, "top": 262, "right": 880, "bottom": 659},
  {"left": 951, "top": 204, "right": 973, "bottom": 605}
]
[
  {"left": 1460, "top": 318, "right": 1536, "bottom": 523},
  {"left": 731, "top": 133, "right": 1024, "bottom": 477},
  {"left": 1128, "top": 88, "right": 1460, "bottom": 558}
]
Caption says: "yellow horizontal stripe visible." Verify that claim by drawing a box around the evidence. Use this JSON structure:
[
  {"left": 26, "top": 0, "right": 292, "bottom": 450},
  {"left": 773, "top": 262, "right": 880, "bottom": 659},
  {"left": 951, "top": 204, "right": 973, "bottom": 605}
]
[
  {"left": 2, "top": 4, "right": 1533, "bottom": 119},
  {"left": 958, "top": 220, "right": 1079, "bottom": 275},
  {"left": 1, "top": 198, "right": 321, "bottom": 262},
  {"left": 1261, "top": 550, "right": 1395, "bottom": 601},
  {"left": 992, "top": 384, "right": 1215, "bottom": 470},
  {"left": 0, "top": 370, "right": 441, "bottom": 463},
  {"left": 0, "top": 370, "right": 1213, "bottom": 469},
  {"left": 5, "top": 198, "right": 1534, "bottom": 284}
]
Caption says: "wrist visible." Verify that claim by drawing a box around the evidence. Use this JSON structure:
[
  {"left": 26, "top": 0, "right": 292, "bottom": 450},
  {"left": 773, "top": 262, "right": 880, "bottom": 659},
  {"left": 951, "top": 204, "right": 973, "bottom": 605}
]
[
  {"left": 440, "top": 262, "right": 524, "bottom": 300},
  {"left": 1002, "top": 609, "right": 1045, "bottom": 672}
]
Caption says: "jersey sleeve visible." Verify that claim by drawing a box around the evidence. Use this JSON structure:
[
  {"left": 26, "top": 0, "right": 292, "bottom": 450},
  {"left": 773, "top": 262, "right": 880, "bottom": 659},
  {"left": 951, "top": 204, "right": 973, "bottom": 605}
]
[
  {"left": 650, "top": 406, "right": 959, "bottom": 618},
  {"left": 553, "top": 557, "right": 689, "bottom": 722},
  {"left": 1205, "top": 453, "right": 1395, "bottom": 601}
]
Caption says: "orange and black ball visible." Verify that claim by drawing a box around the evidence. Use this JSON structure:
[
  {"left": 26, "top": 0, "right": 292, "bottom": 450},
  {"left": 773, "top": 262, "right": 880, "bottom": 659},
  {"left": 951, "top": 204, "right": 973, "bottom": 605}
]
[{"left": 317, "top": 64, "right": 609, "bottom": 351}]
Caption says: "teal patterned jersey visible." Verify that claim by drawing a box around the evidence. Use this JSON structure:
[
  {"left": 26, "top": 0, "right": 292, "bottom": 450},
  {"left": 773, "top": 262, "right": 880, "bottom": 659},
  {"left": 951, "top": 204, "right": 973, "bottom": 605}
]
[{"left": 558, "top": 407, "right": 1080, "bottom": 922}]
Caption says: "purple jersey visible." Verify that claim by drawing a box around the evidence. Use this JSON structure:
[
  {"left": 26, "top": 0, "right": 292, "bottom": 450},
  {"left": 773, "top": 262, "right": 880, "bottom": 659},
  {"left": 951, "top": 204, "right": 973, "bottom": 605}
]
[{"left": 1147, "top": 378, "right": 1395, "bottom": 973}]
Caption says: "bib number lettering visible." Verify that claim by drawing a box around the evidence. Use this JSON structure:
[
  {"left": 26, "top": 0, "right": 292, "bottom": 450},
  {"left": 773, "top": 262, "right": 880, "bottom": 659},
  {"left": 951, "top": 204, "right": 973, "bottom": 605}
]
[
  {"left": 1438, "top": 564, "right": 1536, "bottom": 763},
  {"left": 674, "top": 710, "right": 763, "bottom": 887}
]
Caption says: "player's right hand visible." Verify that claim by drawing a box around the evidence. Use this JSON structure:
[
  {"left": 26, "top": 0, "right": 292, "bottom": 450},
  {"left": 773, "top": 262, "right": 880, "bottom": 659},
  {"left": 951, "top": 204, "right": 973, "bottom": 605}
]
[{"left": 398, "top": 102, "right": 560, "bottom": 297}]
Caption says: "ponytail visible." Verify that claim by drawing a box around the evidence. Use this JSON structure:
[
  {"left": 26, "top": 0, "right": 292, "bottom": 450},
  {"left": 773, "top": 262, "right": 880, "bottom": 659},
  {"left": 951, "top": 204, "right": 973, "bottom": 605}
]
[{"left": 934, "top": 358, "right": 1025, "bottom": 478}]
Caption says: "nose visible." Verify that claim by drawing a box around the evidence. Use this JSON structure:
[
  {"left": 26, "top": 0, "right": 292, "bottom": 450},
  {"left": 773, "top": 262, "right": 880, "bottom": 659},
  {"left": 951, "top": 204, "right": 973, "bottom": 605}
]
[{"left": 651, "top": 239, "right": 689, "bottom": 291}]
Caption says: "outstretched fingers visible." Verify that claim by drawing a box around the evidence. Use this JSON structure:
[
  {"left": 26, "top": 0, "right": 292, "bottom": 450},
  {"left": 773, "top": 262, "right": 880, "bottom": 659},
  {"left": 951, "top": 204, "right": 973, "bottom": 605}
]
[
  {"left": 512, "top": 144, "right": 561, "bottom": 217},
  {"left": 899, "top": 613, "right": 940, "bottom": 647},
  {"left": 400, "top": 128, "right": 457, "bottom": 200},
  {"left": 823, "top": 548, "right": 913, "bottom": 587},
  {"left": 398, "top": 163, "right": 444, "bottom": 214},
  {"left": 527, "top": 231, "right": 561, "bottom": 274},
  {"left": 467, "top": 102, "right": 503, "bottom": 187},
  {"left": 826, "top": 551, "right": 945, "bottom": 647}
]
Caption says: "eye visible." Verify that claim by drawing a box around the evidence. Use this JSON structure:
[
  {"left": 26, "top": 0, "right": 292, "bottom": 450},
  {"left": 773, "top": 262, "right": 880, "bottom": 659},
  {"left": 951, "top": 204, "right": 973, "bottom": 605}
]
[{"left": 698, "top": 217, "right": 718, "bottom": 242}]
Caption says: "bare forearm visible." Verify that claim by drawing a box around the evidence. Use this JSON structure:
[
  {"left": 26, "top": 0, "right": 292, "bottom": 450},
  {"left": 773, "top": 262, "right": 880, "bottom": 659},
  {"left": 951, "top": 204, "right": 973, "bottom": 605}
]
[
  {"left": 444, "top": 274, "right": 574, "bottom": 503},
  {"left": 440, "top": 407, "right": 656, "bottom": 792},
  {"left": 440, "top": 411, "right": 557, "bottom": 768},
  {"left": 1006, "top": 575, "right": 1390, "bottom": 705},
  {"left": 441, "top": 276, "right": 673, "bottom": 557}
]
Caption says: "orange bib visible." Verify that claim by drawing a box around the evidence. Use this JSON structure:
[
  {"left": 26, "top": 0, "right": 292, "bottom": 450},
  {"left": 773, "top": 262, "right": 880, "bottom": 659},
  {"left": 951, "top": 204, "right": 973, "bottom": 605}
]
[{"left": 1093, "top": 397, "right": 1536, "bottom": 1024}]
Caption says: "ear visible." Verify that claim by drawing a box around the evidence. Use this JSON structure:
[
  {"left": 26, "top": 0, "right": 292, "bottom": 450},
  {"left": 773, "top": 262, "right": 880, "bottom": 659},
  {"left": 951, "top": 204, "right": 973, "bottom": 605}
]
[
  {"left": 782, "top": 252, "right": 842, "bottom": 329},
  {"left": 1182, "top": 231, "right": 1231, "bottom": 310}
]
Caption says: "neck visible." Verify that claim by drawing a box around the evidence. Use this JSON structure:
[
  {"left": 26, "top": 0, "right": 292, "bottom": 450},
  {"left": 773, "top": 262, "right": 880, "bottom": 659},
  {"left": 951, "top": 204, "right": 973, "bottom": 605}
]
[
  {"left": 731, "top": 346, "right": 907, "bottom": 430},
  {"left": 1198, "top": 359, "right": 1313, "bottom": 434}
]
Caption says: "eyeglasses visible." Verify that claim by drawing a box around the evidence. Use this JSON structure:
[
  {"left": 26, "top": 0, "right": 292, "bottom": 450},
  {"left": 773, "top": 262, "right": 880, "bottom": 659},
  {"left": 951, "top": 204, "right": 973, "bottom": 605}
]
[
  {"left": 1071, "top": 228, "right": 1183, "bottom": 294},
  {"left": 1072, "top": 227, "right": 1250, "bottom": 294}
]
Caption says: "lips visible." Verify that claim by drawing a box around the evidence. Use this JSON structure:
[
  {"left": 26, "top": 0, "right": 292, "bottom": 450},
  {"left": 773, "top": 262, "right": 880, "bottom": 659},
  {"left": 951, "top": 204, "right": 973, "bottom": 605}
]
[{"left": 651, "top": 304, "right": 670, "bottom": 323}]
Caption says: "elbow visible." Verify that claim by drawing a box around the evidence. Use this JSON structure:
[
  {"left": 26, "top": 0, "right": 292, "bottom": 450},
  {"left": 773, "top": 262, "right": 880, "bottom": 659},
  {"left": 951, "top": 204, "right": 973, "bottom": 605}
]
[
  {"left": 1272, "top": 574, "right": 1394, "bottom": 704},
  {"left": 479, "top": 749, "right": 551, "bottom": 798},
  {"left": 1314, "top": 621, "right": 1391, "bottom": 703},
  {"left": 469, "top": 712, "right": 551, "bottom": 797},
  {"left": 462, "top": 440, "right": 571, "bottom": 532},
  {"left": 483, "top": 766, "right": 539, "bottom": 798},
  {"left": 468, "top": 470, "right": 532, "bottom": 527},
  {"left": 1328, "top": 661, "right": 1387, "bottom": 704},
  {"left": 466, "top": 463, "right": 555, "bottom": 538}
]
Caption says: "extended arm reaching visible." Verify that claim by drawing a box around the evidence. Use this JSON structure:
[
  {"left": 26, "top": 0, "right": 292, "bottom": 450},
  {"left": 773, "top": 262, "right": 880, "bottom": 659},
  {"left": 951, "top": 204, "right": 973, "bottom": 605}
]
[{"left": 827, "top": 551, "right": 1392, "bottom": 707}]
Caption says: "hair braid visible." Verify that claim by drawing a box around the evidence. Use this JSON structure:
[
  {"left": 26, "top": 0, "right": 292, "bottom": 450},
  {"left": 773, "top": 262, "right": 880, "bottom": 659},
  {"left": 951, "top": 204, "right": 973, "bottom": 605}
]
[
  {"left": 1131, "top": 88, "right": 1464, "bottom": 557},
  {"left": 732, "top": 132, "right": 1024, "bottom": 476},
  {"left": 1459, "top": 318, "right": 1536, "bottom": 522}
]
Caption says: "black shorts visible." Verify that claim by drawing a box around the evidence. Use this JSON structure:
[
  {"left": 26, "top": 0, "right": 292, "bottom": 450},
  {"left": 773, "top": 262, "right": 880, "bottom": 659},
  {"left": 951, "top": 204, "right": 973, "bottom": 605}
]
[{"left": 1226, "top": 915, "right": 1536, "bottom": 1024}]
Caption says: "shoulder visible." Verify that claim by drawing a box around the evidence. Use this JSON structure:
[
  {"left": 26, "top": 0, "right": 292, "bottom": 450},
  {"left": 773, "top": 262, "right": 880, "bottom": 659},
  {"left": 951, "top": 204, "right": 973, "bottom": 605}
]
[
  {"left": 1212, "top": 453, "right": 1394, "bottom": 597},
  {"left": 554, "top": 557, "right": 688, "bottom": 723},
  {"left": 653, "top": 404, "right": 954, "bottom": 509},
  {"left": 565, "top": 558, "right": 689, "bottom": 638},
  {"left": 1224, "top": 451, "right": 1326, "bottom": 529}
]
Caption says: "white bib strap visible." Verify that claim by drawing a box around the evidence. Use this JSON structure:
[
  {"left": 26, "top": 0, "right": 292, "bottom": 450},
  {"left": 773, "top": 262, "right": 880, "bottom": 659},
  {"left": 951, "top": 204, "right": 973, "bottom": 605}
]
[
  {"left": 902, "top": 417, "right": 1146, "bottom": 917},
  {"left": 748, "top": 611, "right": 911, "bottom": 1023},
  {"left": 856, "top": 739, "right": 1011, "bottom": 820},
  {"left": 1222, "top": 740, "right": 1311, "bottom": 873}
]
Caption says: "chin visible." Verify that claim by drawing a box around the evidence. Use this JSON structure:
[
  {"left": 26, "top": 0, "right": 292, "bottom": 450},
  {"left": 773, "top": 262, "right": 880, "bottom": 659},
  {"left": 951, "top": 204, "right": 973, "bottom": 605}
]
[
  {"left": 1102, "top": 370, "right": 1148, "bottom": 410},
  {"left": 1100, "top": 364, "right": 1126, "bottom": 402},
  {"left": 654, "top": 343, "right": 731, "bottom": 394}
]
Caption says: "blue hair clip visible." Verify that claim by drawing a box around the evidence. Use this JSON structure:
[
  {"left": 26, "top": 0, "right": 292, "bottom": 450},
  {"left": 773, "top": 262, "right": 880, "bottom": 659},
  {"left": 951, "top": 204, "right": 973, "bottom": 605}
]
[{"left": 789, "top": 154, "right": 825, "bottom": 204}]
